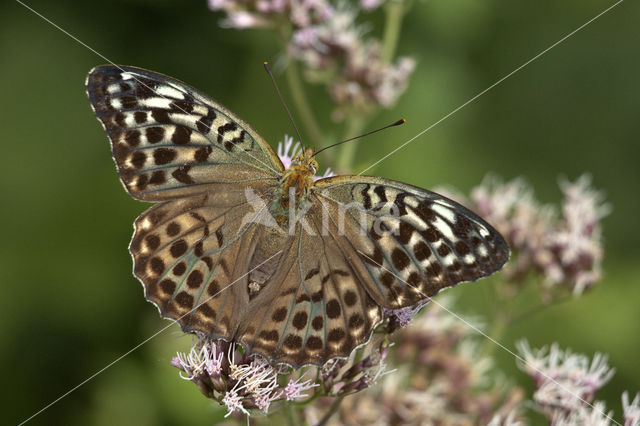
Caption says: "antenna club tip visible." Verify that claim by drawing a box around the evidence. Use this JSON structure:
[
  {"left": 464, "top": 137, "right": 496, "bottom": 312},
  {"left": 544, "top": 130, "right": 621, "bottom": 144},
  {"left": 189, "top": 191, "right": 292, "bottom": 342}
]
[
  {"left": 392, "top": 118, "right": 406, "bottom": 126},
  {"left": 401, "top": 118, "right": 406, "bottom": 123},
  {"left": 263, "top": 61, "right": 269, "bottom": 65}
]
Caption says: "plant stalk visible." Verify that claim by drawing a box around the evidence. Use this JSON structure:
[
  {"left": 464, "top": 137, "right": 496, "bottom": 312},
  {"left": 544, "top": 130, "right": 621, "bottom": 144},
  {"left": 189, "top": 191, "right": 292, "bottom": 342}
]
[
  {"left": 335, "top": 115, "right": 366, "bottom": 173},
  {"left": 284, "top": 57, "right": 324, "bottom": 150},
  {"left": 316, "top": 394, "right": 346, "bottom": 426},
  {"left": 381, "top": 0, "right": 406, "bottom": 63}
]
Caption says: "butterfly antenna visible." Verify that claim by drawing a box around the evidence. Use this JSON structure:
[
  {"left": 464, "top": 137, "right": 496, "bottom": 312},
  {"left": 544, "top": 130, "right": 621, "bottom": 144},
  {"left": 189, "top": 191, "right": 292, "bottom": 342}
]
[
  {"left": 264, "top": 62, "right": 305, "bottom": 147},
  {"left": 313, "top": 118, "right": 406, "bottom": 157}
]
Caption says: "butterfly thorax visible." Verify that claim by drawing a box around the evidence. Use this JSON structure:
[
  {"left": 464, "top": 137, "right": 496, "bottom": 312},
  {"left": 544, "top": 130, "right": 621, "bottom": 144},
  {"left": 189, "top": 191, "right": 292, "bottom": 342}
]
[{"left": 276, "top": 147, "right": 318, "bottom": 214}]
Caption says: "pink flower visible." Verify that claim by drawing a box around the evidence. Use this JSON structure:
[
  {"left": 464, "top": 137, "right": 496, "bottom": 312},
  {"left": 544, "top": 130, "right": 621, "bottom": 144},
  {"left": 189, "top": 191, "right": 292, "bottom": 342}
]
[
  {"left": 202, "top": 341, "right": 223, "bottom": 376},
  {"left": 384, "top": 299, "right": 430, "bottom": 329},
  {"left": 360, "top": 0, "right": 383, "bottom": 11},
  {"left": 222, "top": 387, "right": 249, "bottom": 417},
  {"left": 517, "top": 340, "right": 615, "bottom": 418},
  {"left": 284, "top": 375, "right": 319, "bottom": 400}
]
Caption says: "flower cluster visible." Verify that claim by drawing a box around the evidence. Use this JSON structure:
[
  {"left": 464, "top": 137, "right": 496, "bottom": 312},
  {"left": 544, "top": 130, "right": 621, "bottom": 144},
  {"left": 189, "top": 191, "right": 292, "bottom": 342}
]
[
  {"left": 306, "top": 297, "right": 524, "bottom": 425},
  {"left": 172, "top": 334, "right": 394, "bottom": 419},
  {"left": 319, "top": 335, "right": 392, "bottom": 397},
  {"left": 207, "top": 0, "right": 415, "bottom": 120},
  {"left": 441, "top": 174, "right": 609, "bottom": 299},
  {"left": 208, "top": 0, "right": 334, "bottom": 29},
  {"left": 517, "top": 341, "right": 638, "bottom": 425},
  {"left": 172, "top": 338, "right": 319, "bottom": 417},
  {"left": 517, "top": 340, "right": 615, "bottom": 417}
]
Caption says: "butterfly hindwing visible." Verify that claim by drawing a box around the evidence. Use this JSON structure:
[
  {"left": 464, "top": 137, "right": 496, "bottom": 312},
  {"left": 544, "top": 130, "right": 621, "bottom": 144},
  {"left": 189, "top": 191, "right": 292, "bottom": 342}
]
[
  {"left": 236, "top": 219, "right": 382, "bottom": 368},
  {"left": 130, "top": 183, "right": 279, "bottom": 340},
  {"left": 86, "top": 65, "right": 283, "bottom": 201}
]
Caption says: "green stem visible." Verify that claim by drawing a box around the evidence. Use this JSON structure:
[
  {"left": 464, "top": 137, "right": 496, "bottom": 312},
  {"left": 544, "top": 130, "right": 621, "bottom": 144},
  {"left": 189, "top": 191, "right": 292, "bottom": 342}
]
[
  {"left": 316, "top": 394, "right": 346, "bottom": 426},
  {"left": 381, "top": 0, "right": 406, "bottom": 63},
  {"left": 284, "top": 58, "right": 324, "bottom": 150},
  {"left": 284, "top": 402, "right": 298, "bottom": 426},
  {"left": 334, "top": 0, "right": 407, "bottom": 174},
  {"left": 335, "top": 115, "right": 366, "bottom": 173}
]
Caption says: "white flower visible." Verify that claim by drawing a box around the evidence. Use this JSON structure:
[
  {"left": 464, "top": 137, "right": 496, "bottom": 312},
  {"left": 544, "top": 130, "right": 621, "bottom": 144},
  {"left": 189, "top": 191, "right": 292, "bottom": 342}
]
[
  {"left": 173, "top": 345, "right": 207, "bottom": 380},
  {"left": 221, "top": 11, "right": 268, "bottom": 29},
  {"left": 552, "top": 401, "right": 614, "bottom": 426},
  {"left": 487, "top": 410, "right": 523, "bottom": 426},
  {"left": 623, "top": 391, "right": 640, "bottom": 426},
  {"left": 517, "top": 340, "right": 615, "bottom": 415},
  {"left": 207, "top": 0, "right": 229, "bottom": 11}
]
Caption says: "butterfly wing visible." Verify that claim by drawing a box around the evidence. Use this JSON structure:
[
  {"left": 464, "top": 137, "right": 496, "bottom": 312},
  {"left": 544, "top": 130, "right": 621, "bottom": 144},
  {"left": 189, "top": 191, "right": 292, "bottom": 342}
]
[
  {"left": 87, "top": 65, "right": 285, "bottom": 340},
  {"left": 130, "top": 185, "right": 277, "bottom": 340},
  {"left": 235, "top": 218, "right": 383, "bottom": 367},
  {"left": 86, "top": 65, "right": 284, "bottom": 201},
  {"left": 313, "top": 175, "right": 510, "bottom": 310},
  {"left": 234, "top": 176, "right": 508, "bottom": 367}
]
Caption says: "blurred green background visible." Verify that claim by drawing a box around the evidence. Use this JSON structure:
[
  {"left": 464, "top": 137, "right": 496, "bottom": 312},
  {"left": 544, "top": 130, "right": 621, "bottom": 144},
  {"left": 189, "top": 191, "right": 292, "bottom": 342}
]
[{"left": 1, "top": 0, "right": 638, "bottom": 424}]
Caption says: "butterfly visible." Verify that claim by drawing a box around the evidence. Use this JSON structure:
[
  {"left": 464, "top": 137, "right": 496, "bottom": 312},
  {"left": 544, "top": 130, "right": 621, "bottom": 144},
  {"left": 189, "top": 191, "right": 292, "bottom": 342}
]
[{"left": 86, "top": 65, "right": 509, "bottom": 368}]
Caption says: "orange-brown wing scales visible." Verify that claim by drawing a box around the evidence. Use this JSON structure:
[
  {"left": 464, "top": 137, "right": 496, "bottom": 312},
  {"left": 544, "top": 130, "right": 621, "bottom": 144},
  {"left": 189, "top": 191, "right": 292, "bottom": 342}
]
[
  {"left": 86, "top": 65, "right": 283, "bottom": 201},
  {"left": 314, "top": 177, "right": 510, "bottom": 310},
  {"left": 130, "top": 187, "right": 271, "bottom": 340}
]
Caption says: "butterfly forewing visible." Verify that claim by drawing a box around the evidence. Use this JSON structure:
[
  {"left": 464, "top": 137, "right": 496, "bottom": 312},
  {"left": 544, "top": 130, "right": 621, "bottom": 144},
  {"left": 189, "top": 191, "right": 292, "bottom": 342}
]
[
  {"left": 86, "top": 65, "right": 283, "bottom": 201},
  {"left": 313, "top": 176, "right": 510, "bottom": 309}
]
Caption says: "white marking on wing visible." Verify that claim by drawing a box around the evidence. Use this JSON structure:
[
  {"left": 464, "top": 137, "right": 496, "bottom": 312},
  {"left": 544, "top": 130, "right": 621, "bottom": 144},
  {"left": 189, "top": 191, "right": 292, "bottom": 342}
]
[
  {"left": 124, "top": 113, "right": 135, "bottom": 127},
  {"left": 368, "top": 187, "right": 381, "bottom": 207},
  {"left": 474, "top": 221, "right": 490, "bottom": 237},
  {"left": 107, "top": 84, "right": 121, "bottom": 94},
  {"left": 110, "top": 98, "right": 122, "bottom": 109},
  {"left": 121, "top": 72, "right": 134, "bottom": 80},
  {"left": 404, "top": 196, "right": 419, "bottom": 209},
  {"left": 404, "top": 210, "right": 428, "bottom": 231},
  {"left": 192, "top": 105, "right": 209, "bottom": 116},
  {"left": 156, "top": 84, "right": 185, "bottom": 99},
  {"left": 168, "top": 113, "right": 198, "bottom": 128},
  {"left": 408, "top": 232, "right": 421, "bottom": 246},
  {"left": 463, "top": 254, "right": 476, "bottom": 264},
  {"left": 478, "top": 245, "right": 488, "bottom": 257},
  {"left": 442, "top": 254, "right": 457, "bottom": 266},
  {"left": 432, "top": 216, "right": 456, "bottom": 241},
  {"left": 432, "top": 203, "right": 457, "bottom": 223},
  {"left": 143, "top": 97, "right": 173, "bottom": 109}
]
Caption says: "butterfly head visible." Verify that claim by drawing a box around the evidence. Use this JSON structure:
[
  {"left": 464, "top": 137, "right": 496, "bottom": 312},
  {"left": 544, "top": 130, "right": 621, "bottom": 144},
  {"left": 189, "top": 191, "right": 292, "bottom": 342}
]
[
  {"left": 278, "top": 147, "right": 318, "bottom": 210},
  {"left": 289, "top": 147, "right": 318, "bottom": 176}
]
